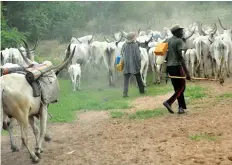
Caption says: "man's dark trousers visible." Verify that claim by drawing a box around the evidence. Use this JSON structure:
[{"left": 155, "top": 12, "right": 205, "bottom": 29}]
[
  {"left": 124, "top": 72, "right": 144, "bottom": 94},
  {"left": 166, "top": 65, "right": 187, "bottom": 109}
]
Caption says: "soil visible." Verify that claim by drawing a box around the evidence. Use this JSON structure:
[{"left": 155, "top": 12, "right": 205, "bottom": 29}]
[{"left": 1, "top": 77, "right": 232, "bottom": 165}]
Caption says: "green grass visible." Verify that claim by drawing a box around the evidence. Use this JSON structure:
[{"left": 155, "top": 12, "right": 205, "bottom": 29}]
[
  {"left": 110, "top": 111, "right": 124, "bottom": 118},
  {"left": 48, "top": 76, "right": 173, "bottom": 123},
  {"left": 128, "top": 108, "right": 168, "bottom": 119},
  {"left": 217, "top": 93, "right": 232, "bottom": 100},
  {"left": 189, "top": 133, "right": 217, "bottom": 141},
  {"left": 47, "top": 73, "right": 207, "bottom": 123},
  {"left": 1, "top": 130, "right": 8, "bottom": 135},
  {"left": 185, "top": 85, "right": 207, "bottom": 100}
]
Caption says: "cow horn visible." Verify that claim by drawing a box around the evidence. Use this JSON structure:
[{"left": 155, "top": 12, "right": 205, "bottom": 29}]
[
  {"left": 198, "top": 22, "right": 207, "bottom": 36},
  {"left": 52, "top": 45, "right": 76, "bottom": 75},
  {"left": 1, "top": 52, "right": 4, "bottom": 65},
  {"left": 146, "top": 34, "right": 153, "bottom": 43},
  {"left": 185, "top": 27, "right": 195, "bottom": 40},
  {"left": 138, "top": 28, "right": 141, "bottom": 36},
  {"left": 21, "top": 39, "right": 31, "bottom": 60},
  {"left": 211, "top": 23, "right": 217, "bottom": 35},
  {"left": 30, "top": 38, "right": 39, "bottom": 51},
  {"left": 104, "top": 37, "right": 111, "bottom": 43},
  {"left": 115, "top": 32, "right": 123, "bottom": 46},
  {"left": 18, "top": 47, "right": 32, "bottom": 66},
  {"left": 88, "top": 35, "right": 94, "bottom": 44},
  {"left": 112, "top": 33, "right": 117, "bottom": 41},
  {"left": 188, "top": 21, "right": 194, "bottom": 31},
  {"left": 218, "top": 18, "right": 227, "bottom": 30},
  {"left": 76, "top": 37, "right": 82, "bottom": 44}
]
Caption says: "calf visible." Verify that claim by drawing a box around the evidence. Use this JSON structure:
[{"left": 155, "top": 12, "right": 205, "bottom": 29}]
[{"left": 68, "top": 63, "right": 81, "bottom": 91}]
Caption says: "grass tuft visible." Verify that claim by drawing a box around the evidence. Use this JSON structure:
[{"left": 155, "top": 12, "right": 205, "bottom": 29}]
[
  {"left": 128, "top": 108, "right": 168, "bottom": 119},
  {"left": 189, "top": 133, "right": 217, "bottom": 141},
  {"left": 110, "top": 111, "right": 124, "bottom": 118},
  {"left": 185, "top": 85, "right": 207, "bottom": 100},
  {"left": 217, "top": 93, "right": 232, "bottom": 100}
]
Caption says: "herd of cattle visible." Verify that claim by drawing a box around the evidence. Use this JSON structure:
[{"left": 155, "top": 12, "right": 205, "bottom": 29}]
[
  {"left": 0, "top": 18, "right": 231, "bottom": 163},
  {"left": 1, "top": 18, "right": 232, "bottom": 90},
  {"left": 66, "top": 18, "right": 231, "bottom": 89}
]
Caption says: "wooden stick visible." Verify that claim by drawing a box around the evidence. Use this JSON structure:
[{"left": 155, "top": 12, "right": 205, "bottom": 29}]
[{"left": 166, "top": 75, "right": 219, "bottom": 81}]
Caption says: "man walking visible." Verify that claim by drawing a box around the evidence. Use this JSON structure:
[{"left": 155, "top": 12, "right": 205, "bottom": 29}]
[
  {"left": 163, "top": 25, "right": 191, "bottom": 114},
  {"left": 121, "top": 32, "right": 145, "bottom": 97}
]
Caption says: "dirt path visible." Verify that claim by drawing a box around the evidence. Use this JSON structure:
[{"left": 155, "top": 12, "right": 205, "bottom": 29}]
[{"left": 1, "top": 78, "right": 232, "bottom": 165}]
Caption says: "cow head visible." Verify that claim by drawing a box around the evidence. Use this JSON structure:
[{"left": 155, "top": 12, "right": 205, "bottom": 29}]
[
  {"left": 88, "top": 35, "right": 94, "bottom": 45},
  {"left": 136, "top": 34, "right": 153, "bottom": 50},
  {"left": 198, "top": 22, "right": 217, "bottom": 37},
  {"left": 218, "top": 18, "right": 232, "bottom": 39},
  {"left": 105, "top": 32, "right": 123, "bottom": 47},
  {"left": 19, "top": 39, "right": 38, "bottom": 62},
  {"left": 182, "top": 27, "right": 196, "bottom": 43},
  {"left": 19, "top": 42, "right": 76, "bottom": 75}
]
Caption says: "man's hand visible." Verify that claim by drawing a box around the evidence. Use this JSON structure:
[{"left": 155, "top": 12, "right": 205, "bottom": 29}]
[{"left": 186, "top": 73, "right": 191, "bottom": 81}]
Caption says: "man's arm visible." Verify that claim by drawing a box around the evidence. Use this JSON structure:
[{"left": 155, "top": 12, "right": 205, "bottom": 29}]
[
  {"left": 176, "top": 39, "right": 191, "bottom": 80},
  {"left": 136, "top": 44, "right": 141, "bottom": 69},
  {"left": 120, "top": 44, "right": 125, "bottom": 63}
]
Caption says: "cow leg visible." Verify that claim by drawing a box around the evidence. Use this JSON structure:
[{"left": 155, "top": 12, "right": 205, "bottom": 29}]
[
  {"left": 109, "top": 69, "right": 115, "bottom": 87},
  {"left": 2, "top": 114, "right": 19, "bottom": 152},
  {"left": 156, "top": 65, "right": 161, "bottom": 84},
  {"left": 78, "top": 75, "right": 81, "bottom": 90},
  {"left": 140, "top": 61, "right": 145, "bottom": 85},
  {"left": 210, "top": 56, "right": 215, "bottom": 77},
  {"left": 225, "top": 59, "right": 230, "bottom": 77},
  {"left": 203, "top": 58, "right": 208, "bottom": 78},
  {"left": 143, "top": 62, "right": 148, "bottom": 87},
  {"left": 35, "top": 105, "right": 48, "bottom": 157},
  {"left": 149, "top": 54, "right": 156, "bottom": 84},
  {"left": 20, "top": 117, "right": 39, "bottom": 163},
  {"left": 160, "top": 64, "right": 163, "bottom": 81},
  {"left": 29, "top": 116, "right": 39, "bottom": 148},
  {"left": 7, "top": 118, "right": 19, "bottom": 152}
]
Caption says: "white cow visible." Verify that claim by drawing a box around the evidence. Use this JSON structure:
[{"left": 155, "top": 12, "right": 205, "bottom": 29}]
[
  {"left": 139, "top": 47, "right": 149, "bottom": 86},
  {"left": 193, "top": 33, "right": 216, "bottom": 78},
  {"left": 89, "top": 40, "right": 117, "bottom": 86},
  {"left": 69, "top": 43, "right": 91, "bottom": 68},
  {"left": 1, "top": 40, "right": 38, "bottom": 66},
  {"left": 193, "top": 23, "right": 218, "bottom": 78},
  {"left": 1, "top": 44, "right": 75, "bottom": 163},
  {"left": 1, "top": 48, "right": 26, "bottom": 66},
  {"left": 71, "top": 35, "right": 94, "bottom": 45},
  {"left": 210, "top": 18, "right": 232, "bottom": 80},
  {"left": 68, "top": 63, "right": 81, "bottom": 91}
]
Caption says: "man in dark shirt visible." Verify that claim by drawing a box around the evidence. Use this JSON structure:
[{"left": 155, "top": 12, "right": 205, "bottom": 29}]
[
  {"left": 121, "top": 32, "right": 145, "bottom": 98},
  {"left": 163, "top": 25, "right": 191, "bottom": 114}
]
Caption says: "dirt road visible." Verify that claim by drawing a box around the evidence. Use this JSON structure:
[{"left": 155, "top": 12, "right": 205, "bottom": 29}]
[{"left": 1, "top": 78, "right": 232, "bottom": 165}]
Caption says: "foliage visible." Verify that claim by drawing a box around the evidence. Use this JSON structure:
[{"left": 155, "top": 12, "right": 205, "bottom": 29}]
[
  {"left": 2, "top": 1, "right": 232, "bottom": 47},
  {"left": 1, "top": 4, "right": 26, "bottom": 49}
]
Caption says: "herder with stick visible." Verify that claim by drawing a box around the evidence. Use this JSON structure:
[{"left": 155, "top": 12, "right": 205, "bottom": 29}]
[{"left": 163, "top": 25, "right": 191, "bottom": 114}]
